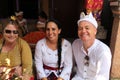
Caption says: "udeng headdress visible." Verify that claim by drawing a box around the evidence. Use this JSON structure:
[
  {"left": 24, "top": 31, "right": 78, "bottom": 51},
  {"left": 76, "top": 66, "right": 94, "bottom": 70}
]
[{"left": 77, "top": 12, "right": 98, "bottom": 28}]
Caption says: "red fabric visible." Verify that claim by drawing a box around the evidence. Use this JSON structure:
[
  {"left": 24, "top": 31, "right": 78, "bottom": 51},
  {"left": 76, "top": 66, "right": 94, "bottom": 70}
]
[
  {"left": 43, "top": 64, "right": 63, "bottom": 70},
  {"left": 85, "top": 0, "right": 103, "bottom": 11},
  {"left": 23, "top": 31, "right": 46, "bottom": 44},
  {"left": 85, "top": 0, "right": 103, "bottom": 21},
  {"left": 30, "top": 76, "right": 34, "bottom": 80},
  {"left": 0, "top": 34, "right": 3, "bottom": 39}
]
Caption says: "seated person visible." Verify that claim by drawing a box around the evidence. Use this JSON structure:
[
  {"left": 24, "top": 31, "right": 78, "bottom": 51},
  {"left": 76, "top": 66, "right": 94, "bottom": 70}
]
[
  {"left": 36, "top": 11, "right": 48, "bottom": 32},
  {"left": 0, "top": 16, "right": 34, "bottom": 80},
  {"left": 34, "top": 19, "right": 73, "bottom": 80},
  {"left": 15, "top": 11, "right": 28, "bottom": 36}
]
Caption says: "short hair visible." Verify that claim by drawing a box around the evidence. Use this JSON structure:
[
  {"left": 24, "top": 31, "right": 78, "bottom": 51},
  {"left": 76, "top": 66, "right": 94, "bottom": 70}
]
[{"left": 38, "top": 11, "right": 47, "bottom": 20}]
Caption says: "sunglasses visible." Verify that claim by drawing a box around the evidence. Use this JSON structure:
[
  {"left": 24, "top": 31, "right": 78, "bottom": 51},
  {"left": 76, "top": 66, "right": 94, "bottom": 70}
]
[
  {"left": 5, "top": 29, "right": 18, "bottom": 34},
  {"left": 84, "top": 55, "right": 89, "bottom": 66}
]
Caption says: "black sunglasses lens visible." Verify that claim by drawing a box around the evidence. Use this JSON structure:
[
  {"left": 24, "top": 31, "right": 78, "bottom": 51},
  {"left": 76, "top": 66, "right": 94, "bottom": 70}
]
[
  {"left": 13, "top": 31, "right": 18, "bottom": 34},
  {"left": 5, "top": 30, "right": 18, "bottom": 34},
  {"left": 5, "top": 30, "right": 11, "bottom": 34}
]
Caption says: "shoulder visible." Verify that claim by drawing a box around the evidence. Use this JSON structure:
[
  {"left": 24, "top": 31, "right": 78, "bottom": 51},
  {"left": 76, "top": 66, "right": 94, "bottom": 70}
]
[
  {"left": 94, "top": 39, "right": 111, "bottom": 56},
  {"left": 0, "top": 38, "right": 4, "bottom": 48},
  {"left": 0, "top": 38, "right": 3, "bottom": 43},
  {"left": 62, "top": 39, "right": 72, "bottom": 47},
  {"left": 95, "top": 39, "right": 110, "bottom": 51},
  {"left": 72, "top": 38, "right": 82, "bottom": 46},
  {"left": 63, "top": 39, "right": 71, "bottom": 44},
  {"left": 36, "top": 38, "right": 45, "bottom": 46},
  {"left": 17, "top": 37, "right": 29, "bottom": 45},
  {"left": 21, "top": 18, "right": 27, "bottom": 23},
  {"left": 23, "top": 18, "right": 27, "bottom": 21},
  {"left": 62, "top": 39, "right": 73, "bottom": 52},
  {"left": 16, "top": 37, "right": 31, "bottom": 50}
]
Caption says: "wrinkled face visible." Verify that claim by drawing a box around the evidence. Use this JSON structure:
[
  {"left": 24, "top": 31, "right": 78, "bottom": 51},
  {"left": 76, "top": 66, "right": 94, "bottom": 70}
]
[
  {"left": 78, "top": 21, "right": 97, "bottom": 42},
  {"left": 3, "top": 24, "right": 19, "bottom": 43},
  {"left": 45, "top": 22, "right": 61, "bottom": 41}
]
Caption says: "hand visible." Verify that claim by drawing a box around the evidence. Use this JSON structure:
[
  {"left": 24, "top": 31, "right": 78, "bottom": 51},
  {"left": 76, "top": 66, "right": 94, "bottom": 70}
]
[
  {"left": 22, "top": 75, "right": 31, "bottom": 80},
  {"left": 14, "top": 66, "right": 22, "bottom": 76},
  {"left": 41, "top": 77, "right": 48, "bottom": 80},
  {"left": 57, "top": 77, "right": 64, "bottom": 80}
]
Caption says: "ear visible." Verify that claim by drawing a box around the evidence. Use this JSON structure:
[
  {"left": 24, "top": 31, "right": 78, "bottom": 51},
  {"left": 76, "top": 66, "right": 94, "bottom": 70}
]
[
  {"left": 94, "top": 28, "right": 97, "bottom": 35},
  {"left": 58, "top": 29, "right": 61, "bottom": 34}
]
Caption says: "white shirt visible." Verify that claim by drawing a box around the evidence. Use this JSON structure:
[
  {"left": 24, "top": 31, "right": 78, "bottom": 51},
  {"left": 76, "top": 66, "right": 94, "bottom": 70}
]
[
  {"left": 34, "top": 38, "right": 73, "bottom": 80},
  {"left": 72, "top": 39, "right": 112, "bottom": 80}
]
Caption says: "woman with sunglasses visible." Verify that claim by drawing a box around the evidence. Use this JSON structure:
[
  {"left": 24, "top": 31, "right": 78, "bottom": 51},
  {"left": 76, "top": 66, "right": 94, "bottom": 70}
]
[
  {"left": 34, "top": 19, "right": 73, "bottom": 80},
  {"left": 0, "top": 17, "right": 34, "bottom": 80},
  {"left": 71, "top": 12, "right": 112, "bottom": 80}
]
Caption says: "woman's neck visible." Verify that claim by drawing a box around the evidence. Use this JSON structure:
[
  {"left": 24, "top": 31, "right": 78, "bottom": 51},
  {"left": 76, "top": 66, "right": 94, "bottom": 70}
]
[
  {"left": 46, "top": 39, "right": 58, "bottom": 50},
  {"left": 4, "top": 41, "right": 16, "bottom": 46},
  {"left": 2, "top": 41, "right": 16, "bottom": 53}
]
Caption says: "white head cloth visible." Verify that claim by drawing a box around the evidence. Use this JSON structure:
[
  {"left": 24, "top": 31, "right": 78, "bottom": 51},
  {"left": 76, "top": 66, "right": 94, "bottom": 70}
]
[
  {"left": 15, "top": 11, "right": 23, "bottom": 16},
  {"left": 77, "top": 12, "right": 98, "bottom": 28}
]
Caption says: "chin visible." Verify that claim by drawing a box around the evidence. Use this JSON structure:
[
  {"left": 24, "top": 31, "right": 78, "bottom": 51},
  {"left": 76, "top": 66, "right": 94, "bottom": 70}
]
[{"left": 7, "top": 40, "right": 16, "bottom": 43}]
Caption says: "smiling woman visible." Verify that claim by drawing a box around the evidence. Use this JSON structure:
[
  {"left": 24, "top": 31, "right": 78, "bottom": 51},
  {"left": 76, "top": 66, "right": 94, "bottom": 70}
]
[
  {"left": 34, "top": 19, "right": 73, "bottom": 80},
  {"left": 0, "top": 17, "right": 34, "bottom": 80}
]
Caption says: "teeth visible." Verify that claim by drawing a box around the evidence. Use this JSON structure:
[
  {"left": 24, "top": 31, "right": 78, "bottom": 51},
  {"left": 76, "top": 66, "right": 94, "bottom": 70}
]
[{"left": 82, "top": 34, "right": 86, "bottom": 37}]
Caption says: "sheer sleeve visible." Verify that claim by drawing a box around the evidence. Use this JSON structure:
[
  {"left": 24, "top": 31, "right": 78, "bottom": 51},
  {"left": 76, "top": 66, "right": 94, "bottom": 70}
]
[
  {"left": 34, "top": 40, "right": 46, "bottom": 79},
  {"left": 19, "top": 38, "right": 33, "bottom": 76},
  {"left": 59, "top": 40, "right": 73, "bottom": 79}
]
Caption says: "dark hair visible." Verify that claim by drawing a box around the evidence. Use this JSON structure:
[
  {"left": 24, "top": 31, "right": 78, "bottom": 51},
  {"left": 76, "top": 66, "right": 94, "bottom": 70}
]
[
  {"left": 45, "top": 18, "right": 62, "bottom": 29},
  {"left": 39, "top": 11, "right": 47, "bottom": 20},
  {"left": 45, "top": 19, "right": 62, "bottom": 73}
]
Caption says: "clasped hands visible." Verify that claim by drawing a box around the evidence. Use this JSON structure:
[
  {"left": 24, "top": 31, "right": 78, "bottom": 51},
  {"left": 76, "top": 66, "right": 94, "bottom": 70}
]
[{"left": 41, "top": 77, "right": 63, "bottom": 80}]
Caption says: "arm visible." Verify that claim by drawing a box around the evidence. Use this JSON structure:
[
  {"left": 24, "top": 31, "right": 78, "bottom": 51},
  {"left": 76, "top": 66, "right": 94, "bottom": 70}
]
[
  {"left": 95, "top": 49, "right": 112, "bottom": 80},
  {"left": 59, "top": 43, "right": 73, "bottom": 80},
  {"left": 34, "top": 42, "right": 47, "bottom": 79},
  {"left": 20, "top": 39, "right": 33, "bottom": 77}
]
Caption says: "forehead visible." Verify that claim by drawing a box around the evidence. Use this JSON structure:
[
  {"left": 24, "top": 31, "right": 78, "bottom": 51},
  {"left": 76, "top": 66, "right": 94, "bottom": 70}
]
[
  {"left": 47, "top": 22, "right": 58, "bottom": 27},
  {"left": 78, "top": 21, "right": 95, "bottom": 28},
  {"left": 5, "top": 24, "right": 18, "bottom": 30},
  {"left": 17, "top": 15, "right": 23, "bottom": 17}
]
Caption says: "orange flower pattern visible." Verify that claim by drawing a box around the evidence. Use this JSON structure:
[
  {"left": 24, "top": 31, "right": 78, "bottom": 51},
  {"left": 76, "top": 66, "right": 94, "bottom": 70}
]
[
  {"left": 85, "top": 0, "right": 103, "bottom": 21},
  {"left": 86, "top": 0, "right": 103, "bottom": 12}
]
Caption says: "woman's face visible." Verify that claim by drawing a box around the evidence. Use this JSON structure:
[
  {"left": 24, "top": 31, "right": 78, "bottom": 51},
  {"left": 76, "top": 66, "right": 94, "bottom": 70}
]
[
  {"left": 45, "top": 22, "right": 61, "bottom": 41},
  {"left": 3, "top": 24, "right": 19, "bottom": 43}
]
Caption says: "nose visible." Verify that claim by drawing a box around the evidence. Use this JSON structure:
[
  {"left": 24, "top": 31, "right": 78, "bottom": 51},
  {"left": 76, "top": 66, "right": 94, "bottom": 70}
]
[
  {"left": 81, "top": 28, "right": 86, "bottom": 33},
  {"left": 10, "top": 32, "right": 14, "bottom": 36},
  {"left": 49, "top": 29, "right": 53, "bottom": 34},
  {"left": 8, "top": 31, "right": 15, "bottom": 36}
]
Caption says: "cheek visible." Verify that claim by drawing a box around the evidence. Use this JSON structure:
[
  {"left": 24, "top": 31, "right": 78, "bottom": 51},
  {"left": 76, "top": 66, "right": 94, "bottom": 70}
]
[
  {"left": 15, "top": 35, "right": 19, "bottom": 38},
  {"left": 77, "top": 31, "right": 81, "bottom": 37},
  {"left": 90, "top": 28, "right": 97, "bottom": 35},
  {"left": 3, "top": 33, "right": 8, "bottom": 37},
  {"left": 78, "top": 30, "right": 82, "bottom": 34}
]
